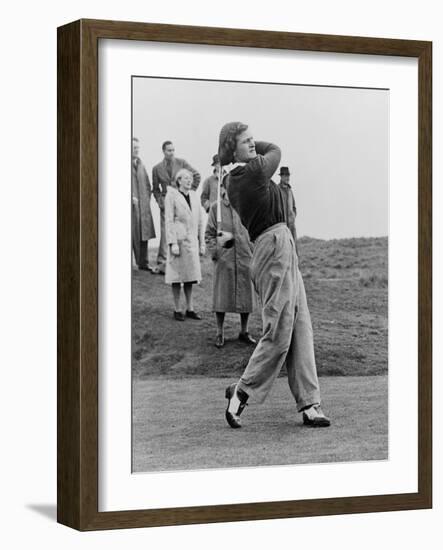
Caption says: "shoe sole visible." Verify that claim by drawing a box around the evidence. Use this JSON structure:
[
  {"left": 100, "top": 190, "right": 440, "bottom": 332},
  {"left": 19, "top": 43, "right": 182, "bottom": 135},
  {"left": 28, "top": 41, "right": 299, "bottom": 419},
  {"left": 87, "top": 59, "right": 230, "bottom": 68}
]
[
  {"left": 238, "top": 335, "right": 257, "bottom": 345},
  {"left": 302, "top": 414, "right": 331, "bottom": 428},
  {"left": 186, "top": 312, "right": 202, "bottom": 320}
]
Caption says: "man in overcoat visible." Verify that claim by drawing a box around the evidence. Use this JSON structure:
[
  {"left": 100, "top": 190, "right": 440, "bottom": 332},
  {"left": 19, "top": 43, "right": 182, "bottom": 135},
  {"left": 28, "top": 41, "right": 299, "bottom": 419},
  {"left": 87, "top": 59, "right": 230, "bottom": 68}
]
[
  {"left": 132, "top": 137, "right": 156, "bottom": 270},
  {"left": 278, "top": 166, "right": 298, "bottom": 253},
  {"left": 152, "top": 141, "right": 201, "bottom": 274}
]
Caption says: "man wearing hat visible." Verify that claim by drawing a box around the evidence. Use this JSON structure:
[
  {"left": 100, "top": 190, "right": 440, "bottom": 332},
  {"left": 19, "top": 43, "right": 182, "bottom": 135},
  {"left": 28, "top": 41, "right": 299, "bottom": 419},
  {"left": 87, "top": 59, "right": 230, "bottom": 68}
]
[
  {"left": 200, "top": 154, "right": 222, "bottom": 213},
  {"left": 278, "top": 166, "right": 298, "bottom": 254},
  {"left": 218, "top": 121, "right": 330, "bottom": 430}
]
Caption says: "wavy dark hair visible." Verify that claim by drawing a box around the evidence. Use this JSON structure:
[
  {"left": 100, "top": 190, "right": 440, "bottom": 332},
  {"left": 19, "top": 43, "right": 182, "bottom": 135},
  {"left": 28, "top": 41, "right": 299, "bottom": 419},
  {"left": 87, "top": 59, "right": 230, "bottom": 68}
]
[{"left": 218, "top": 122, "right": 248, "bottom": 166}]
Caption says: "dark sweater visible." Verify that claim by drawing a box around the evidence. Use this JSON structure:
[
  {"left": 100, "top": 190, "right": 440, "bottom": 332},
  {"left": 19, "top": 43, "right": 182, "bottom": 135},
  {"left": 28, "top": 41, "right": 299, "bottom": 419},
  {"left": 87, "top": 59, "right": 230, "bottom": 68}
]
[{"left": 226, "top": 141, "right": 284, "bottom": 242}]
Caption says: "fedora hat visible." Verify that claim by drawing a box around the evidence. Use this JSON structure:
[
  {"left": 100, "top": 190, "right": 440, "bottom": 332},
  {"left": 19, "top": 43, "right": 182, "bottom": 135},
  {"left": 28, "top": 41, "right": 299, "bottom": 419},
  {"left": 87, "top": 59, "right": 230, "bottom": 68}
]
[{"left": 279, "top": 166, "right": 290, "bottom": 176}]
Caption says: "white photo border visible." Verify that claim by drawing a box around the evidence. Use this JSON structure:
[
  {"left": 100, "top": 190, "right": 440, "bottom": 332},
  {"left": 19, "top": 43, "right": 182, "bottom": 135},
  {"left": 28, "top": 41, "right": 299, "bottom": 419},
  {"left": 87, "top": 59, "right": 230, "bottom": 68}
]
[{"left": 98, "top": 39, "right": 418, "bottom": 512}]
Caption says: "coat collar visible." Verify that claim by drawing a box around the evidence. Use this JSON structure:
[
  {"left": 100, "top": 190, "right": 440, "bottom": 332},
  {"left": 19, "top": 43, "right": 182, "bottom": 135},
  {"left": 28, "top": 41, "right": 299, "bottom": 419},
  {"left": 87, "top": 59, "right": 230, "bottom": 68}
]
[
  {"left": 158, "top": 157, "right": 177, "bottom": 179},
  {"left": 224, "top": 162, "right": 246, "bottom": 174},
  {"left": 170, "top": 186, "right": 194, "bottom": 209}
]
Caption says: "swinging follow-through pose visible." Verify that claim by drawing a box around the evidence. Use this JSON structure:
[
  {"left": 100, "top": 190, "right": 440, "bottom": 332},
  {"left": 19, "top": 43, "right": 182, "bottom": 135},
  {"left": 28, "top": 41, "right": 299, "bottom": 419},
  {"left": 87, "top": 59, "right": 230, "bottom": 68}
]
[{"left": 218, "top": 121, "right": 331, "bottom": 429}]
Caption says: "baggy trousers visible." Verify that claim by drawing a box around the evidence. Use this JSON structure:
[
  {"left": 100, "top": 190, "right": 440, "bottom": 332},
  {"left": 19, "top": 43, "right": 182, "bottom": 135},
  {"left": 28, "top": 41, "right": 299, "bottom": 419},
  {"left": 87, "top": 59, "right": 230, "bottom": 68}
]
[{"left": 237, "top": 223, "right": 321, "bottom": 411}]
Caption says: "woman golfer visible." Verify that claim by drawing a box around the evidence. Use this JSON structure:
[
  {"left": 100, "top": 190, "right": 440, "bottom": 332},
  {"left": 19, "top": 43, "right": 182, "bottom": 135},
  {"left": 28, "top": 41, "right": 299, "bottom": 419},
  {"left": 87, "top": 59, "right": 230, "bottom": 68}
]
[{"left": 219, "top": 122, "right": 330, "bottom": 429}]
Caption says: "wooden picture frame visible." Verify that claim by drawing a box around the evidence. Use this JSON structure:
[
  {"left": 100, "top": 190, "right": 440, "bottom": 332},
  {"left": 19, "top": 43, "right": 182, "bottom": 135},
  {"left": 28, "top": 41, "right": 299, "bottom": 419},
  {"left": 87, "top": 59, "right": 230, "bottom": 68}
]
[{"left": 57, "top": 18, "right": 432, "bottom": 530}]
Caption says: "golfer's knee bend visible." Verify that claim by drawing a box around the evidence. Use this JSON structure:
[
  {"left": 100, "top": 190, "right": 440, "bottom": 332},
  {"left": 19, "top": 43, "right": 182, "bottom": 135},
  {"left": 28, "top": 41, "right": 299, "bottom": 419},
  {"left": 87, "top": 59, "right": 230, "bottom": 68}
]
[{"left": 261, "top": 323, "right": 291, "bottom": 356}]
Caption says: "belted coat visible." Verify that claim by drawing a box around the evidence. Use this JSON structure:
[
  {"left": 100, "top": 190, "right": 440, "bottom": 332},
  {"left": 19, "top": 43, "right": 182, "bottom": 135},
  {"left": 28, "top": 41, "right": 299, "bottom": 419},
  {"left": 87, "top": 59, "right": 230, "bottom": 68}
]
[
  {"left": 164, "top": 187, "right": 205, "bottom": 284},
  {"left": 205, "top": 195, "right": 256, "bottom": 313}
]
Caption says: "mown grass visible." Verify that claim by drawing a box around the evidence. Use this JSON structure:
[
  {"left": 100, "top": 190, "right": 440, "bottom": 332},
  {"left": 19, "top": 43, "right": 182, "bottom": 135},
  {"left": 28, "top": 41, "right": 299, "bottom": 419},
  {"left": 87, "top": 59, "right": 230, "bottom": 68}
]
[{"left": 133, "top": 375, "right": 388, "bottom": 472}]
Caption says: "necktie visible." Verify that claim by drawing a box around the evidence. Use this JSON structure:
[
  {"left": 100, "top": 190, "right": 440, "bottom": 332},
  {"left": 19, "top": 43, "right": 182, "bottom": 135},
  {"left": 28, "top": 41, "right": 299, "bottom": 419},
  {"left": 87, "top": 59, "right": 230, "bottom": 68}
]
[{"left": 166, "top": 161, "right": 173, "bottom": 180}]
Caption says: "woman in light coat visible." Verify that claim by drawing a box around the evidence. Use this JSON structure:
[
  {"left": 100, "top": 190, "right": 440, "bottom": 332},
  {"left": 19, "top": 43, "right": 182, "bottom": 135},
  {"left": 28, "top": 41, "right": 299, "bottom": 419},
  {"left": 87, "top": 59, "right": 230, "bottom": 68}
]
[
  {"left": 205, "top": 185, "right": 256, "bottom": 347},
  {"left": 165, "top": 168, "right": 205, "bottom": 321}
]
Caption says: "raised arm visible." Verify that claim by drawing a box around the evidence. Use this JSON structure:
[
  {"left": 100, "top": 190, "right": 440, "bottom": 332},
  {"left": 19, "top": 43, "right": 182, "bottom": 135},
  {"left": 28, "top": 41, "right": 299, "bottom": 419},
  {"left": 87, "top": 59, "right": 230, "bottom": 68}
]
[
  {"left": 247, "top": 141, "right": 281, "bottom": 180},
  {"left": 183, "top": 160, "right": 201, "bottom": 191}
]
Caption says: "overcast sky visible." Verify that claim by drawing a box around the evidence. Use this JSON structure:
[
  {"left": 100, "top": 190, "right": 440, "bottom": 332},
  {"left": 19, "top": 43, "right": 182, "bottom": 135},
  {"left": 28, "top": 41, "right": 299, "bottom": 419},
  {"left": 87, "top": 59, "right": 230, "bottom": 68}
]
[{"left": 133, "top": 77, "right": 389, "bottom": 240}]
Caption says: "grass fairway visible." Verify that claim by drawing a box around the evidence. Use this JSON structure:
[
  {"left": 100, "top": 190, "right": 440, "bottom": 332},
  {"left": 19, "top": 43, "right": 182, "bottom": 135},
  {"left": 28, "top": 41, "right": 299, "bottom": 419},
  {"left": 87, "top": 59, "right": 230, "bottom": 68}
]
[
  {"left": 132, "top": 236, "right": 388, "bottom": 472},
  {"left": 133, "top": 375, "right": 388, "bottom": 472}
]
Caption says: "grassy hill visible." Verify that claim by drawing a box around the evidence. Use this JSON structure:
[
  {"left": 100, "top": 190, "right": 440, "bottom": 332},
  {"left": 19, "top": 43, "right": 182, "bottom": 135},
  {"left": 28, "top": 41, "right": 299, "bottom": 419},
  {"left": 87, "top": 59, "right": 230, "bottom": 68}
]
[{"left": 132, "top": 236, "right": 388, "bottom": 379}]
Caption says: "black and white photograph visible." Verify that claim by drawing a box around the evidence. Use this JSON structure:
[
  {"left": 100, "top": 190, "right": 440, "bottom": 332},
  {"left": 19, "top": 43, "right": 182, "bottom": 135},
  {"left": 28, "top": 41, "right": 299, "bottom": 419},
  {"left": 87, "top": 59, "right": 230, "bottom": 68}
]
[
  {"left": 131, "top": 76, "right": 389, "bottom": 473},
  {"left": 1, "top": 0, "right": 439, "bottom": 542}
]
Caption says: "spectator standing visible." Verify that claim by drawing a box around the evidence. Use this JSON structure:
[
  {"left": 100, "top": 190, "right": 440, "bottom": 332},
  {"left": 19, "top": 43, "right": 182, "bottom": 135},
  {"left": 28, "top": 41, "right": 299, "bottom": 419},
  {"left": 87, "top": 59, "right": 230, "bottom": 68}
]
[{"left": 152, "top": 141, "right": 200, "bottom": 274}]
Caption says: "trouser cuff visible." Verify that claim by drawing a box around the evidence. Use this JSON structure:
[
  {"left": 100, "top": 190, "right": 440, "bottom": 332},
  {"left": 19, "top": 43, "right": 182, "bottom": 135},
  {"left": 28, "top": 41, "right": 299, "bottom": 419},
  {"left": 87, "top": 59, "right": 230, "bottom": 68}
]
[{"left": 296, "top": 391, "right": 321, "bottom": 412}]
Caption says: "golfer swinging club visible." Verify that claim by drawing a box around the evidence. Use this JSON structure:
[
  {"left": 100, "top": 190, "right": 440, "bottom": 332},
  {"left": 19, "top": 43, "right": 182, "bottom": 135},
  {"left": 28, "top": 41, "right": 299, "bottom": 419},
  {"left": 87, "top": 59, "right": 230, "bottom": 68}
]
[{"left": 219, "top": 122, "right": 331, "bottom": 429}]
